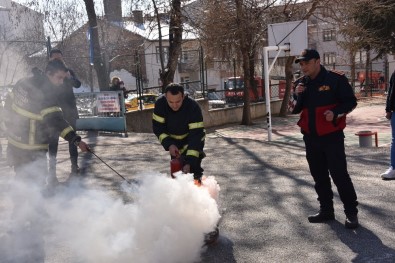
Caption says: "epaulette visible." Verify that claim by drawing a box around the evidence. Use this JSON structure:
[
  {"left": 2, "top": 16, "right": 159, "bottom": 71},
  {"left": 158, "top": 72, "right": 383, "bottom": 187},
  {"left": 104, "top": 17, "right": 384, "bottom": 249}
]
[{"left": 329, "top": 69, "right": 345, "bottom": 76}]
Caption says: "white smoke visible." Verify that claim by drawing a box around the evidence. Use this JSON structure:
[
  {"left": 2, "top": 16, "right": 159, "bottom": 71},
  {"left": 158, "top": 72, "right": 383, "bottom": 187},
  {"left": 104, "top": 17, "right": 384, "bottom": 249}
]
[{"left": 0, "top": 171, "right": 221, "bottom": 263}]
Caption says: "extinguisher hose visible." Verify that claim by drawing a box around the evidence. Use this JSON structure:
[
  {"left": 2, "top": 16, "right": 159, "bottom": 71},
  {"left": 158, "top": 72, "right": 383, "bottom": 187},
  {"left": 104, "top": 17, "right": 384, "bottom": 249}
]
[{"left": 88, "top": 148, "right": 132, "bottom": 184}]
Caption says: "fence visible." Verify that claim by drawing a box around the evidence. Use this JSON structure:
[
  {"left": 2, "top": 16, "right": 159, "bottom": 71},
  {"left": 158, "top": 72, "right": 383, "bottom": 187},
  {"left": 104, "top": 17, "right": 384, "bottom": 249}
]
[{"left": 75, "top": 90, "right": 128, "bottom": 136}]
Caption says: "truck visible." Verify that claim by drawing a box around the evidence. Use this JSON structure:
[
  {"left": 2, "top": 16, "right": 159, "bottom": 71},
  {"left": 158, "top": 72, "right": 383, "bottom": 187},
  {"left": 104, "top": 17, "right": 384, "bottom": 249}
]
[{"left": 224, "top": 76, "right": 264, "bottom": 104}]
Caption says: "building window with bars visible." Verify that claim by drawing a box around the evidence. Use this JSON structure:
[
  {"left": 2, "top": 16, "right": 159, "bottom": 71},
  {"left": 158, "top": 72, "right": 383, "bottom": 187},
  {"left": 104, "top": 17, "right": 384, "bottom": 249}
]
[
  {"left": 323, "top": 52, "right": 336, "bottom": 65},
  {"left": 156, "top": 46, "right": 169, "bottom": 63},
  {"left": 181, "top": 51, "right": 189, "bottom": 62},
  {"left": 323, "top": 29, "right": 336, "bottom": 42}
]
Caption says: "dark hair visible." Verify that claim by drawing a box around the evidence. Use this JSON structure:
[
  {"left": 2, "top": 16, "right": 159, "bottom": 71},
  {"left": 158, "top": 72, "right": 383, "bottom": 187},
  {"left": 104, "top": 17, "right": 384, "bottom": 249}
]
[
  {"left": 45, "top": 59, "right": 68, "bottom": 75},
  {"left": 165, "top": 83, "right": 184, "bottom": 95},
  {"left": 49, "top": 48, "right": 63, "bottom": 58}
]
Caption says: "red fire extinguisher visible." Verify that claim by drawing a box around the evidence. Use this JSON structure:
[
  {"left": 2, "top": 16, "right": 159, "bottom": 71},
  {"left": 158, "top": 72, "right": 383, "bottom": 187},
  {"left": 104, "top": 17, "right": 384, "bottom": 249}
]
[{"left": 170, "top": 158, "right": 183, "bottom": 178}]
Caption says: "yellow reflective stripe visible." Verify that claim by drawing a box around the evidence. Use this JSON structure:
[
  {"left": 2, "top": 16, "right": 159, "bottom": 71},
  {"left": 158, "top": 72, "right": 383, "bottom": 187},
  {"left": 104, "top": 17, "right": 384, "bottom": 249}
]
[
  {"left": 186, "top": 149, "right": 200, "bottom": 158},
  {"left": 170, "top": 133, "right": 188, "bottom": 140},
  {"left": 188, "top": 122, "right": 204, "bottom": 129},
  {"left": 179, "top": 144, "right": 188, "bottom": 154},
  {"left": 153, "top": 113, "right": 165, "bottom": 123},
  {"left": 41, "top": 106, "right": 62, "bottom": 118},
  {"left": 8, "top": 137, "right": 47, "bottom": 150},
  {"left": 29, "top": 120, "right": 36, "bottom": 144},
  {"left": 12, "top": 104, "right": 42, "bottom": 120},
  {"left": 60, "top": 126, "right": 74, "bottom": 138},
  {"left": 159, "top": 133, "right": 169, "bottom": 143}
]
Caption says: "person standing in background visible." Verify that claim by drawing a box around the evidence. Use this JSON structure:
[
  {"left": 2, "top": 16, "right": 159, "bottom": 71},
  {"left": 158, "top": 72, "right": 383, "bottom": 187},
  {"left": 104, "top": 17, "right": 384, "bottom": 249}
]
[
  {"left": 380, "top": 70, "right": 395, "bottom": 180},
  {"left": 47, "top": 49, "right": 82, "bottom": 185}
]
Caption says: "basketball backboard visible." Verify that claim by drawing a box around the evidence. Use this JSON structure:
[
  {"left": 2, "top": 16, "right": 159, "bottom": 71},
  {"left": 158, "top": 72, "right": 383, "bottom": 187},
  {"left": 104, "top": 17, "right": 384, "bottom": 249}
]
[{"left": 267, "top": 20, "right": 308, "bottom": 57}]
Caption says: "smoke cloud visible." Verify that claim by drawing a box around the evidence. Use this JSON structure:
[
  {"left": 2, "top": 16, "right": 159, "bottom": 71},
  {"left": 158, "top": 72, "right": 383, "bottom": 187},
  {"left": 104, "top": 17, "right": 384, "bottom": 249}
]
[{"left": 0, "top": 171, "right": 221, "bottom": 263}]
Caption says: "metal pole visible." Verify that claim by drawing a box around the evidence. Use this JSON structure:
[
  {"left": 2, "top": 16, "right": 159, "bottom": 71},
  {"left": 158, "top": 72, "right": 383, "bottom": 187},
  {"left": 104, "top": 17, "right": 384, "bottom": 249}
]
[{"left": 263, "top": 44, "right": 290, "bottom": 141}]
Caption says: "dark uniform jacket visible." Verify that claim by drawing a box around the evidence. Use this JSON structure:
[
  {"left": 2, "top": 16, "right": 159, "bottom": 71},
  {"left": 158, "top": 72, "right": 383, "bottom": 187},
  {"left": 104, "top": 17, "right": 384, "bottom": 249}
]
[
  {"left": 5, "top": 70, "right": 81, "bottom": 165},
  {"left": 55, "top": 69, "right": 81, "bottom": 126},
  {"left": 385, "top": 70, "right": 395, "bottom": 112},
  {"left": 292, "top": 66, "right": 357, "bottom": 137},
  {"left": 152, "top": 95, "right": 205, "bottom": 169}
]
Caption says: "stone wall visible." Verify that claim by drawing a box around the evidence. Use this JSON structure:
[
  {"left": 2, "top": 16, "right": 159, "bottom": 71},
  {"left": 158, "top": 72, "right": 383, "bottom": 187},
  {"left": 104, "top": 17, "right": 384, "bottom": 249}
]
[{"left": 125, "top": 99, "right": 283, "bottom": 133}]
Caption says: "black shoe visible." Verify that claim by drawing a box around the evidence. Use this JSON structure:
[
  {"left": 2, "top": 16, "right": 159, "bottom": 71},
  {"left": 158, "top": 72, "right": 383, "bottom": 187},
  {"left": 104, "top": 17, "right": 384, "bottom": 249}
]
[
  {"left": 345, "top": 215, "right": 359, "bottom": 229},
  {"left": 204, "top": 227, "right": 219, "bottom": 245},
  {"left": 308, "top": 211, "right": 335, "bottom": 223},
  {"left": 71, "top": 165, "right": 80, "bottom": 175}
]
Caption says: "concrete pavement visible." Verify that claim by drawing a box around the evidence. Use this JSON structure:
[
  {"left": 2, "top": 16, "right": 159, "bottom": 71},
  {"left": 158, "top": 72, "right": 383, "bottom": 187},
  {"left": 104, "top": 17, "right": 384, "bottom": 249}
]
[{"left": 0, "top": 96, "right": 394, "bottom": 262}]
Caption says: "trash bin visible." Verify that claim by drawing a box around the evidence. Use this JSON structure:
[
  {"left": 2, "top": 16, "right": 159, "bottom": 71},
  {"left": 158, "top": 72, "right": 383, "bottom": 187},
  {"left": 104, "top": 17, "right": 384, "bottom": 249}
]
[{"left": 355, "top": 131, "right": 378, "bottom": 147}]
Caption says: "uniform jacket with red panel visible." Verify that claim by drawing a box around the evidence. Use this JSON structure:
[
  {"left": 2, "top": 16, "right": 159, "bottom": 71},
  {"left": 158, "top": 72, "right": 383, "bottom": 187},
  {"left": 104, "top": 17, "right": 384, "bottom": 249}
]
[{"left": 292, "top": 66, "right": 357, "bottom": 137}]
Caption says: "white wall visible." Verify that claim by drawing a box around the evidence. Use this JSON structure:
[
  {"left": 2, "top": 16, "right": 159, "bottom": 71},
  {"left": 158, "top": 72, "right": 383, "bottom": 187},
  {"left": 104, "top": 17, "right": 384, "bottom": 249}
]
[{"left": 0, "top": 0, "right": 44, "bottom": 86}]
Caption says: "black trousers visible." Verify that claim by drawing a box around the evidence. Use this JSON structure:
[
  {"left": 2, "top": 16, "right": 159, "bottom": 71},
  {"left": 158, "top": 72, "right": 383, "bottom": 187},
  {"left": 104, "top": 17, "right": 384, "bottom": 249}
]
[
  {"left": 303, "top": 134, "right": 358, "bottom": 216},
  {"left": 48, "top": 137, "right": 78, "bottom": 174},
  {"left": 48, "top": 121, "right": 78, "bottom": 176},
  {"left": 173, "top": 155, "right": 204, "bottom": 180}
]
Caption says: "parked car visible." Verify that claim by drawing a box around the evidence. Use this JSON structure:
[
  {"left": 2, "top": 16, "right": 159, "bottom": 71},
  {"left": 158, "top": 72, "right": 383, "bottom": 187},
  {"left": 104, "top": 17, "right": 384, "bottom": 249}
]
[
  {"left": 207, "top": 92, "right": 226, "bottom": 108},
  {"left": 125, "top": 93, "right": 159, "bottom": 111}
]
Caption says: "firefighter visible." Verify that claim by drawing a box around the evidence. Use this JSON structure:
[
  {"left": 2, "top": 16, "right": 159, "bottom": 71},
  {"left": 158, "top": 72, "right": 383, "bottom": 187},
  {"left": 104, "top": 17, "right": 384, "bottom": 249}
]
[
  {"left": 152, "top": 83, "right": 205, "bottom": 182},
  {"left": 47, "top": 49, "right": 82, "bottom": 182},
  {"left": 292, "top": 49, "right": 359, "bottom": 229},
  {"left": 152, "top": 83, "right": 219, "bottom": 244},
  {"left": 5, "top": 59, "right": 89, "bottom": 187}
]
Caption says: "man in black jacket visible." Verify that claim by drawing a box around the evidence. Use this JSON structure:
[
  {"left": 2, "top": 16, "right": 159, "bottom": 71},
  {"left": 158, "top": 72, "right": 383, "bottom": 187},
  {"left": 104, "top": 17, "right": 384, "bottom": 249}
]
[
  {"left": 152, "top": 83, "right": 219, "bottom": 244},
  {"left": 47, "top": 49, "right": 82, "bottom": 184},
  {"left": 5, "top": 59, "right": 89, "bottom": 186},
  {"left": 293, "top": 49, "right": 359, "bottom": 229},
  {"left": 381, "top": 70, "right": 395, "bottom": 179},
  {"left": 152, "top": 83, "right": 205, "bottom": 182}
]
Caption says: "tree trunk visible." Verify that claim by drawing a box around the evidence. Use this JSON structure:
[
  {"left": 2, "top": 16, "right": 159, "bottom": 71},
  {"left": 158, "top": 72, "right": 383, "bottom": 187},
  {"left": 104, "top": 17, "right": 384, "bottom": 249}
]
[
  {"left": 83, "top": 0, "right": 109, "bottom": 91},
  {"left": 350, "top": 52, "right": 356, "bottom": 92},
  {"left": 159, "top": 0, "right": 183, "bottom": 92},
  {"left": 235, "top": 0, "right": 252, "bottom": 125},
  {"left": 279, "top": 56, "right": 295, "bottom": 116}
]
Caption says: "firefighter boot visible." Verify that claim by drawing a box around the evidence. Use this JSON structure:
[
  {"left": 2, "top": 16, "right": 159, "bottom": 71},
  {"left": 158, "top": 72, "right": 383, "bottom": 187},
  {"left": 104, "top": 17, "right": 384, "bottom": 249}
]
[
  {"left": 70, "top": 156, "right": 80, "bottom": 175},
  {"left": 204, "top": 226, "right": 219, "bottom": 245},
  {"left": 70, "top": 164, "right": 80, "bottom": 176}
]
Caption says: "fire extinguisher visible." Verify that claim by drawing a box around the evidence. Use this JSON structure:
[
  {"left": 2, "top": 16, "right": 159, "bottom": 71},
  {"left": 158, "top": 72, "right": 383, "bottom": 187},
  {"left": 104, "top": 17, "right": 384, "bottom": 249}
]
[{"left": 170, "top": 158, "right": 183, "bottom": 178}]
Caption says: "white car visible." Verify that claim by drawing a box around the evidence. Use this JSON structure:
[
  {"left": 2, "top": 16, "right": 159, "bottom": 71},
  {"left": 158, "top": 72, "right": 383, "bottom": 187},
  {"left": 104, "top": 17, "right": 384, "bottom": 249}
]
[{"left": 207, "top": 92, "right": 226, "bottom": 109}]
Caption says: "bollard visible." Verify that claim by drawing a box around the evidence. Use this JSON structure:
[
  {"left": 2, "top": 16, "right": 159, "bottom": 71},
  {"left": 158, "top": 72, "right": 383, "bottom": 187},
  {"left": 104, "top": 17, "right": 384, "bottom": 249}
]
[{"left": 354, "top": 131, "right": 378, "bottom": 147}]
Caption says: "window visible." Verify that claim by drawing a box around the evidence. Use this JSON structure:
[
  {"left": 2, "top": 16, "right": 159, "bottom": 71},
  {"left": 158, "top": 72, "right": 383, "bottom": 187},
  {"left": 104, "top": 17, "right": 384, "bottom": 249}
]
[
  {"left": 181, "top": 51, "right": 189, "bottom": 62},
  {"left": 323, "top": 52, "right": 336, "bottom": 65},
  {"left": 156, "top": 46, "right": 169, "bottom": 63},
  {"left": 321, "top": 7, "right": 331, "bottom": 18},
  {"left": 355, "top": 50, "right": 367, "bottom": 64},
  {"left": 323, "top": 29, "right": 336, "bottom": 42}
]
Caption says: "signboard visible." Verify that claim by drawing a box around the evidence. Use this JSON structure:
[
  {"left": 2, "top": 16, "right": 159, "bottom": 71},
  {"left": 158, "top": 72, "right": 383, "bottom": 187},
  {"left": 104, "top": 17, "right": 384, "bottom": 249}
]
[{"left": 97, "top": 93, "right": 120, "bottom": 112}]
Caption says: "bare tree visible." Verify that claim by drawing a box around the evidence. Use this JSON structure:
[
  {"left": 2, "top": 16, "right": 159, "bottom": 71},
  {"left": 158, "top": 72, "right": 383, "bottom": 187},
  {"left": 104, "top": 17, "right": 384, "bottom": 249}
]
[
  {"left": 83, "top": 0, "right": 109, "bottom": 90},
  {"left": 0, "top": 1, "right": 45, "bottom": 86},
  {"left": 277, "top": 0, "right": 322, "bottom": 117},
  {"left": 198, "top": 0, "right": 272, "bottom": 125}
]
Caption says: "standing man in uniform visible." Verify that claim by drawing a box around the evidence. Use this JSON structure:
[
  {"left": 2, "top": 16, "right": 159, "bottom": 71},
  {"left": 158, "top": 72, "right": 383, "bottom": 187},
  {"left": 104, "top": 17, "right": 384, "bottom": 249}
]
[
  {"left": 47, "top": 49, "right": 82, "bottom": 184},
  {"left": 292, "top": 49, "right": 359, "bottom": 229},
  {"left": 5, "top": 59, "right": 89, "bottom": 186}
]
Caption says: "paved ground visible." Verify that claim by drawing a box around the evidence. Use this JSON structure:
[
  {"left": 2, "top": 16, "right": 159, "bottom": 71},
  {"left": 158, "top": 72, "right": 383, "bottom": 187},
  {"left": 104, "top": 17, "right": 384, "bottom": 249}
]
[{"left": 0, "top": 96, "right": 394, "bottom": 263}]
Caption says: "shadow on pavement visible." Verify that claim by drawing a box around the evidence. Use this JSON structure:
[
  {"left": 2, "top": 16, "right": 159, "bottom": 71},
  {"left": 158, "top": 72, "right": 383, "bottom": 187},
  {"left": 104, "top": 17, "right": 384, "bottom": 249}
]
[{"left": 330, "top": 221, "right": 395, "bottom": 262}]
